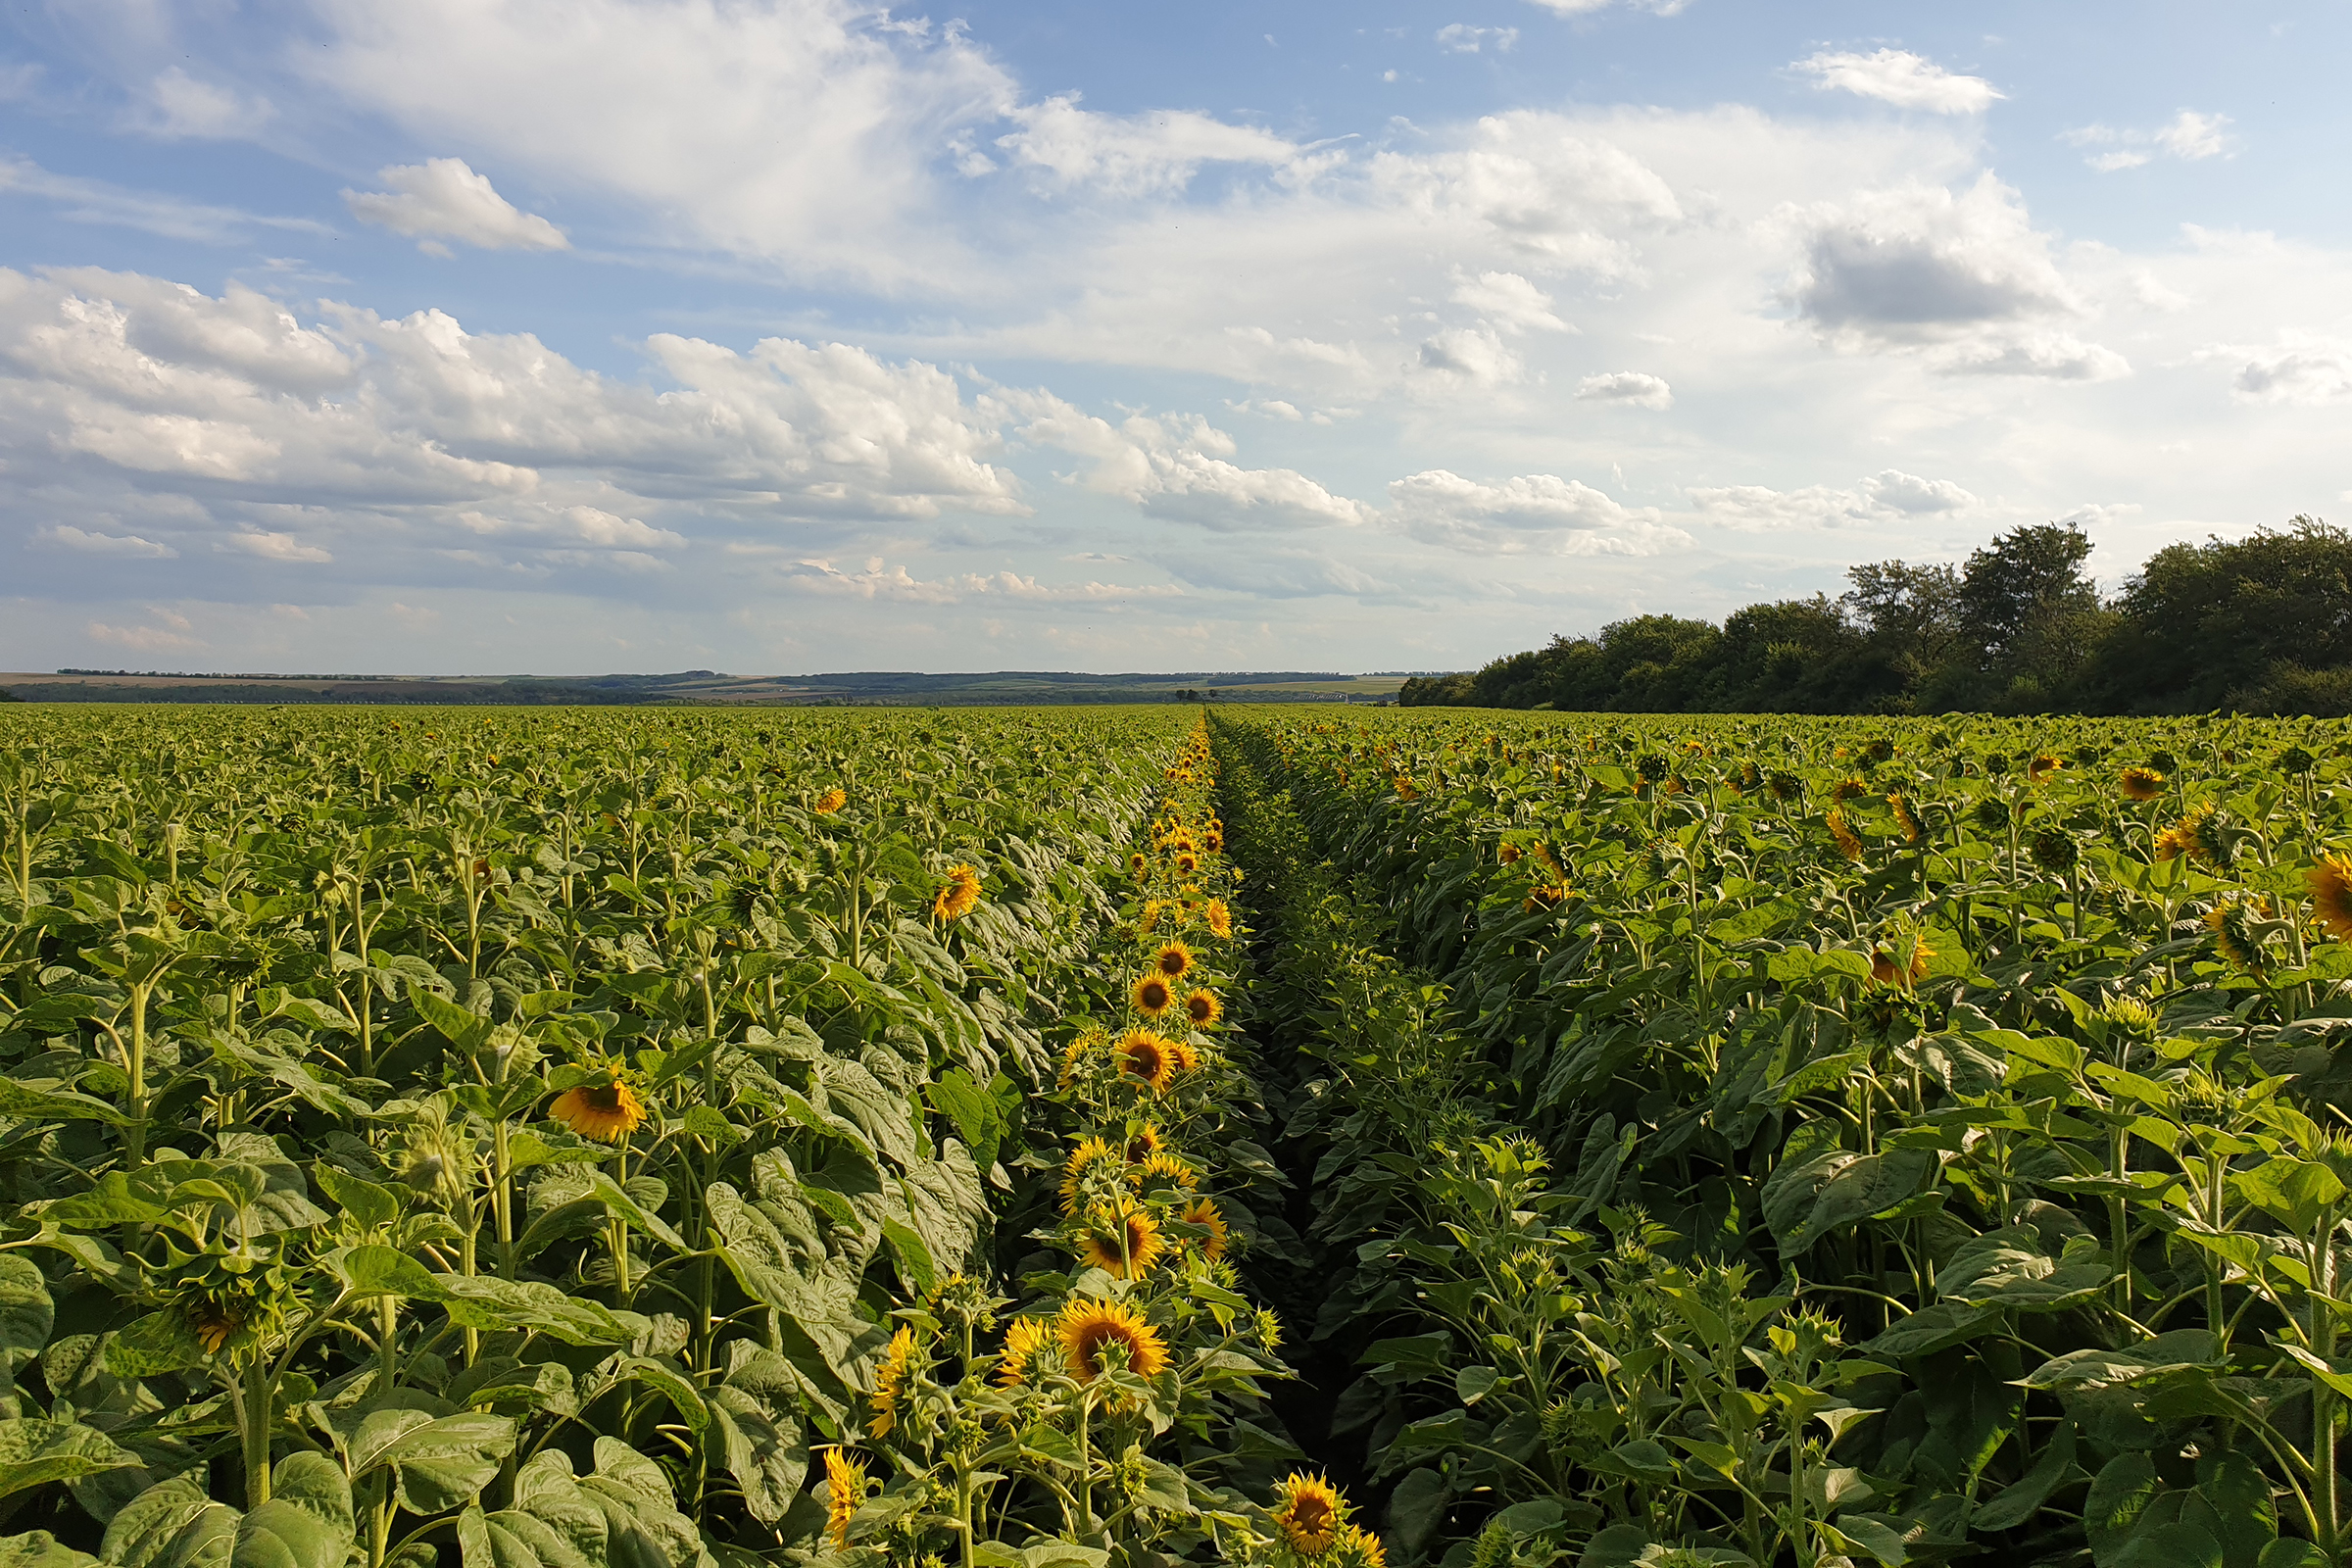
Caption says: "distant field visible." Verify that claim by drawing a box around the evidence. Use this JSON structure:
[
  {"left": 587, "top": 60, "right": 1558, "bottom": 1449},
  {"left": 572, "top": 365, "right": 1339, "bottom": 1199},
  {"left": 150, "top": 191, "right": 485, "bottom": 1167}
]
[{"left": 0, "top": 668, "right": 1410, "bottom": 705}]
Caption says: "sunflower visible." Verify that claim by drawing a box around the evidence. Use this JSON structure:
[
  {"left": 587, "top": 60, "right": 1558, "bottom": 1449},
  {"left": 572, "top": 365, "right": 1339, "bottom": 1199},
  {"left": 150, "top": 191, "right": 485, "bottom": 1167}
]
[
  {"left": 1135, "top": 1151, "right": 1200, "bottom": 1191},
  {"left": 822, "top": 1448, "right": 867, "bottom": 1548},
  {"left": 2157, "top": 803, "right": 2233, "bottom": 868},
  {"left": 866, "top": 1326, "right": 917, "bottom": 1438},
  {"left": 2027, "top": 753, "right": 2062, "bottom": 784},
  {"left": 1175, "top": 852, "right": 1200, "bottom": 874},
  {"left": 1826, "top": 809, "right": 1864, "bottom": 863},
  {"left": 1204, "top": 900, "right": 1233, "bottom": 939},
  {"left": 1272, "top": 1473, "right": 1348, "bottom": 1556},
  {"left": 1523, "top": 885, "right": 1570, "bottom": 914},
  {"left": 185, "top": 1295, "right": 249, "bottom": 1356},
  {"left": 813, "top": 788, "right": 847, "bottom": 814},
  {"left": 1870, "top": 936, "right": 1935, "bottom": 989},
  {"left": 2120, "top": 767, "right": 2166, "bottom": 802},
  {"left": 1331, "top": 1523, "right": 1388, "bottom": 1568},
  {"left": 1888, "top": 793, "right": 1923, "bottom": 845},
  {"left": 1153, "top": 941, "right": 1196, "bottom": 979},
  {"left": 1077, "top": 1201, "right": 1165, "bottom": 1279},
  {"left": 1179, "top": 1196, "right": 1228, "bottom": 1259},
  {"left": 1166, "top": 1036, "right": 1201, "bottom": 1076},
  {"left": 1117, "top": 1029, "right": 1176, "bottom": 1094},
  {"left": 1497, "top": 843, "right": 1523, "bottom": 864},
  {"left": 1057, "top": 1028, "right": 1102, "bottom": 1090},
  {"left": 2309, "top": 855, "right": 2352, "bottom": 942},
  {"left": 933, "top": 864, "right": 982, "bottom": 922},
  {"left": 1060, "top": 1136, "right": 1119, "bottom": 1212},
  {"left": 2206, "top": 899, "right": 2270, "bottom": 971},
  {"left": 1057, "top": 1298, "right": 1169, "bottom": 1380},
  {"left": 1131, "top": 973, "right": 1176, "bottom": 1017},
  {"left": 1185, "top": 988, "right": 1222, "bottom": 1027},
  {"left": 1129, "top": 852, "right": 1148, "bottom": 878},
  {"left": 1831, "top": 778, "right": 1867, "bottom": 803},
  {"left": 549, "top": 1078, "right": 646, "bottom": 1143},
  {"left": 998, "top": 1316, "right": 1051, "bottom": 1389}
]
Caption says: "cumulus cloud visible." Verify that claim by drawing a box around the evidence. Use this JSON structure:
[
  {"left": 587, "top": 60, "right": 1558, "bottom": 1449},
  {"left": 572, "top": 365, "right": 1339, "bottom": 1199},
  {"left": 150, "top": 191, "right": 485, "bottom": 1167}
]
[
  {"left": 35, "top": 523, "right": 177, "bottom": 557},
  {"left": 2062, "top": 111, "right": 2234, "bottom": 172},
  {"left": 1437, "top": 24, "right": 1518, "bottom": 53},
  {"left": 88, "top": 610, "right": 199, "bottom": 651},
  {"left": 219, "top": 529, "right": 332, "bottom": 563},
  {"left": 1012, "top": 394, "right": 1370, "bottom": 530},
  {"left": 2228, "top": 343, "right": 2352, "bottom": 405},
  {"left": 1936, "top": 332, "right": 2131, "bottom": 380},
  {"left": 1690, "top": 468, "right": 1978, "bottom": 529},
  {"left": 344, "top": 159, "right": 569, "bottom": 254},
  {"left": 1375, "top": 115, "right": 1681, "bottom": 272},
  {"left": 1794, "top": 50, "right": 2000, "bottom": 115},
  {"left": 1450, "top": 270, "right": 1570, "bottom": 332},
  {"left": 1575, "top": 369, "right": 1673, "bottom": 408},
  {"left": 996, "top": 95, "right": 1298, "bottom": 196},
  {"left": 1788, "top": 174, "right": 2075, "bottom": 341},
  {"left": 1387, "top": 468, "right": 1685, "bottom": 555},
  {"left": 1417, "top": 325, "right": 1523, "bottom": 386},
  {"left": 136, "top": 68, "right": 273, "bottom": 138}
]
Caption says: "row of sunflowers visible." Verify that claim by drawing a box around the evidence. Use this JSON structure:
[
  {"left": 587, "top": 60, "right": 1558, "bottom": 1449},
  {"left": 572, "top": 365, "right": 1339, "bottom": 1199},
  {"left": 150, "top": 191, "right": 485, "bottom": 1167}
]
[{"left": 1210, "top": 708, "right": 2352, "bottom": 1568}]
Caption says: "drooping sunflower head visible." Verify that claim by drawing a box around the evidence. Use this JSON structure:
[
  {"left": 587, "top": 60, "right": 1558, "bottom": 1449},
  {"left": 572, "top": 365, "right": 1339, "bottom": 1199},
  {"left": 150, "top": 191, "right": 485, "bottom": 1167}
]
[
  {"left": 2309, "top": 854, "right": 2352, "bottom": 942},
  {"left": 1135, "top": 1150, "right": 1200, "bottom": 1192},
  {"left": 1153, "top": 941, "right": 1196, "bottom": 979},
  {"left": 1887, "top": 792, "right": 1923, "bottom": 845},
  {"left": 1180, "top": 1195, "right": 1228, "bottom": 1259},
  {"left": 998, "top": 1315, "right": 1052, "bottom": 1389},
  {"left": 1869, "top": 935, "right": 1935, "bottom": 989},
  {"left": 1123, "top": 1121, "right": 1166, "bottom": 1163},
  {"left": 1131, "top": 973, "right": 1176, "bottom": 1017},
  {"left": 1076, "top": 1201, "right": 1164, "bottom": 1279},
  {"left": 821, "top": 1447, "right": 867, "bottom": 1548},
  {"left": 1826, "top": 809, "right": 1864, "bottom": 862},
  {"left": 1272, "top": 1473, "right": 1348, "bottom": 1556},
  {"left": 1060, "top": 1135, "right": 1119, "bottom": 1212},
  {"left": 2119, "top": 767, "right": 2166, "bottom": 802},
  {"left": 1497, "top": 843, "right": 1523, "bottom": 864},
  {"left": 1166, "top": 1036, "right": 1201, "bottom": 1076},
  {"left": 1204, "top": 900, "right": 1233, "bottom": 939},
  {"left": 1185, "top": 988, "right": 1222, "bottom": 1027},
  {"left": 2027, "top": 753, "right": 2062, "bottom": 784},
  {"left": 866, "top": 1325, "right": 918, "bottom": 1439},
  {"left": 2031, "top": 829, "right": 2080, "bottom": 874},
  {"left": 184, "top": 1291, "right": 252, "bottom": 1356},
  {"left": 813, "top": 787, "right": 848, "bottom": 814},
  {"left": 550, "top": 1076, "right": 647, "bottom": 1144},
  {"left": 2206, "top": 898, "right": 2271, "bottom": 972},
  {"left": 1116, "top": 1029, "right": 1176, "bottom": 1095},
  {"left": 1056, "top": 1298, "right": 1169, "bottom": 1380},
  {"left": 1831, "top": 777, "right": 1867, "bottom": 804},
  {"left": 933, "top": 863, "right": 983, "bottom": 922}
]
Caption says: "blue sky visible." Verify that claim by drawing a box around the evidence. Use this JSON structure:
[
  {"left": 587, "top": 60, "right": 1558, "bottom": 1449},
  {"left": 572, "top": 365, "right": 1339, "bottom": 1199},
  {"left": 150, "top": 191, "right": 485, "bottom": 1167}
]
[{"left": 2, "top": 0, "right": 2346, "bottom": 675}]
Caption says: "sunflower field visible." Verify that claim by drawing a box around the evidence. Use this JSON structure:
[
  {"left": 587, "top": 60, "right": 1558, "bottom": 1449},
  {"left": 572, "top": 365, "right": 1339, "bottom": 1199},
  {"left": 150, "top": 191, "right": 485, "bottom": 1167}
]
[{"left": 1, "top": 703, "right": 2350, "bottom": 1568}]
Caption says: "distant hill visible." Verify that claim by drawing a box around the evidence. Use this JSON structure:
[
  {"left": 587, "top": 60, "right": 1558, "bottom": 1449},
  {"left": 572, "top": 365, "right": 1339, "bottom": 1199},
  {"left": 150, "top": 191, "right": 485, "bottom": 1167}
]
[{"left": 0, "top": 668, "right": 1407, "bottom": 707}]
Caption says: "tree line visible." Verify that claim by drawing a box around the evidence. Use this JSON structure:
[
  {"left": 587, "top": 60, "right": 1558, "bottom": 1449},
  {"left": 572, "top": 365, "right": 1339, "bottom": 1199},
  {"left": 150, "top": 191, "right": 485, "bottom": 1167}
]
[{"left": 1401, "top": 515, "right": 2352, "bottom": 715}]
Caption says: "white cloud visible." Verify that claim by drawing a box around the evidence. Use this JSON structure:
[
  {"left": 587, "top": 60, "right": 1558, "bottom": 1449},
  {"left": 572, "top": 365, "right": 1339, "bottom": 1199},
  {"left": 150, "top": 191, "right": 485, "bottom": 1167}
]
[
  {"left": 782, "top": 556, "right": 1180, "bottom": 603},
  {"left": 344, "top": 159, "right": 569, "bottom": 253},
  {"left": 1010, "top": 393, "right": 1371, "bottom": 530},
  {"left": 2229, "top": 343, "right": 2352, "bottom": 405},
  {"left": 1787, "top": 174, "right": 2077, "bottom": 342},
  {"left": 1575, "top": 369, "right": 1673, "bottom": 408},
  {"left": 137, "top": 68, "right": 273, "bottom": 139},
  {"left": 35, "top": 523, "right": 177, "bottom": 557},
  {"left": 1417, "top": 324, "right": 1523, "bottom": 386},
  {"left": 1794, "top": 50, "right": 2000, "bottom": 115},
  {"left": 219, "top": 530, "right": 333, "bottom": 563},
  {"left": 1690, "top": 468, "right": 1979, "bottom": 529},
  {"left": 1388, "top": 468, "right": 1685, "bottom": 555},
  {"left": 2063, "top": 110, "right": 2235, "bottom": 172},
  {"left": 87, "top": 613, "right": 198, "bottom": 651},
  {"left": 0, "top": 156, "right": 331, "bottom": 245},
  {"left": 1450, "top": 270, "right": 1570, "bottom": 332},
  {"left": 1935, "top": 332, "right": 2131, "bottom": 380},
  {"left": 1436, "top": 24, "right": 1519, "bottom": 53},
  {"left": 996, "top": 95, "right": 1297, "bottom": 196}
]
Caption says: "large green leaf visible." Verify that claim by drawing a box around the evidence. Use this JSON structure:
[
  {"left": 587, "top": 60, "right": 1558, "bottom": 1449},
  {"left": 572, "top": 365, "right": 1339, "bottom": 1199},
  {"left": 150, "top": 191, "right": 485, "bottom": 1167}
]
[
  {"left": 0, "top": 1259, "right": 54, "bottom": 1373},
  {"left": 430, "top": 1277, "right": 647, "bottom": 1347},
  {"left": 0, "top": 1421, "right": 140, "bottom": 1501},
  {"left": 349, "top": 1410, "right": 517, "bottom": 1515},
  {"left": 232, "top": 1455, "right": 354, "bottom": 1568},
  {"left": 0, "top": 1534, "right": 102, "bottom": 1568}
]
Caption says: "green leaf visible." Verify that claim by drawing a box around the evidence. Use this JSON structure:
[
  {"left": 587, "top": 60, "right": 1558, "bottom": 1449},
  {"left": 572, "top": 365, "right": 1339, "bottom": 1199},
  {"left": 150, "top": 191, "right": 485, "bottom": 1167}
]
[
  {"left": 1385, "top": 1467, "right": 1449, "bottom": 1563},
  {"left": 2083, "top": 1454, "right": 2161, "bottom": 1559},
  {"left": 1454, "top": 1364, "right": 1497, "bottom": 1405},
  {"left": 1970, "top": 1420, "right": 2076, "bottom": 1532},
  {"left": 0, "top": 1082, "right": 126, "bottom": 1127},
  {"left": 0, "top": 1422, "right": 140, "bottom": 1501},
  {"left": 431, "top": 1277, "right": 647, "bottom": 1347},
  {"left": 2022, "top": 1331, "right": 2220, "bottom": 1391},
  {"left": 1863, "top": 1301, "right": 1999, "bottom": 1359},
  {"left": 1827, "top": 1516, "right": 1910, "bottom": 1568},
  {"left": 352, "top": 1411, "right": 517, "bottom": 1516},
  {"left": 0, "top": 1259, "right": 54, "bottom": 1372},
  {"left": 100, "top": 1478, "right": 231, "bottom": 1568},
  {"left": 2113, "top": 1524, "right": 2225, "bottom": 1568},
  {"left": 101, "top": 1313, "right": 205, "bottom": 1379},
  {"left": 0, "top": 1533, "right": 102, "bottom": 1568},
  {"left": 312, "top": 1169, "right": 400, "bottom": 1232}
]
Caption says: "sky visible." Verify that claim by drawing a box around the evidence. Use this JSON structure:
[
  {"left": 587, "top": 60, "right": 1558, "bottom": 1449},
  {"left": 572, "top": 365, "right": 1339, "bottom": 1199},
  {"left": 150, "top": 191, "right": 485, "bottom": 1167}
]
[{"left": 2, "top": 1, "right": 2348, "bottom": 676}]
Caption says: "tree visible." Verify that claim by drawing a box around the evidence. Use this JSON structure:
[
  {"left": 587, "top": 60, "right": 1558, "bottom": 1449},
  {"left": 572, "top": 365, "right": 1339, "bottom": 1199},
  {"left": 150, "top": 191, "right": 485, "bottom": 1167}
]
[{"left": 1956, "top": 523, "right": 2098, "bottom": 663}]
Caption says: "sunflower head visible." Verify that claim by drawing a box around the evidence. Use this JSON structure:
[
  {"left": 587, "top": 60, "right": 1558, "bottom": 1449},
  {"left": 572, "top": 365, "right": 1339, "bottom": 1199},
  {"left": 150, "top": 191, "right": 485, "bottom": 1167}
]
[
  {"left": 1272, "top": 1473, "right": 1348, "bottom": 1556},
  {"left": 1497, "top": 843, "right": 1523, "bottom": 864},
  {"left": 2031, "top": 829, "right": 2080, "bottom": 874},
  {"left": 1827, "top": 809, "right": 1864, "bottom": 862},
  {"left": 1887, "top": 792, "right": 1923, "bottom": 845},
  {"left": 1058, "top": 1027, "right": 1104, "bottom": 1090},
  {"left": 813, "top": 788, "right": 847, "bottom": 814},
  {"left": 1204, "top": 900, "right": 1233, "bottom": 939},
  {"left": 1131, "top": 973, "right": 1176, "bottom": 1017},
  {"left": 2119, "top": 766, "right": 2166, "bottom": 802},
  {"left": 2309, "top": 854, "right": 2352, "bottom": 942},
  {"left": 1129, "top": 852, "right": 1148, "bottom": 878},
  {"left": 1153, "top": 941, "right": 1196, "bottom": 979},
  {"left": 1179, "top": 1195, "right": 1229, "bottom": 1259},
  {"left": 2206, "top": 898, "right": 2272, "bottom": 972},
  {"left": 1831, "top": 778, "right": 1867, "bottom": 803},
  {"left": 550, "top": 1076, "right": 647, "bottom": 1144},
  {"left": 1057, "top": 1298, "right": 1169, "bottom": 1380},
  {"left": 998, "top": 1316, "right": 1052, "bottom": 1389},
  {"left": 1060, "top": 1135, "right": 1119, "bottom": 1213},
  {"left": 1175, "top": 852, "right": 1200, "bottom": 874},
  {"left": 1185, "top": 988, "right": 1222, "bottom": 1027},
  {"left": 1135, "top": 1150, "right": 1200, "bottom": 1192},
  {"left": 933, "top": 863, "right": 983, "bottom": 922},
  {"left": 2027, "top": 753, "right": 2062, "bottom": 783},
  {"left": 1116, "top": 1029, "right": 1176, "bottom": 1095},
  {"left": 821, "top": 1448, "right": 868, "bottom": 1548},
  {"left": 1077, "top": 1201, "right": 1165, "bottom": 1279},
  {"left": 866, "top": 1325, "right": 919, "bottom": 1439}
]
